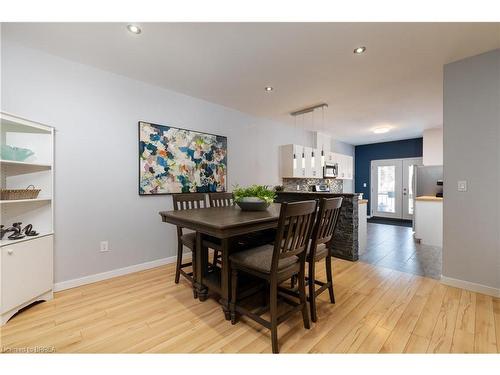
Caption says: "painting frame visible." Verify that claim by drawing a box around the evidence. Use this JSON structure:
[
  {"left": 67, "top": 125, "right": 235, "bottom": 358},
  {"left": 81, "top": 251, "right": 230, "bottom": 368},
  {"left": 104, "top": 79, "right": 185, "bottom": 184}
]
[{"left": 138, "top": 121, "right": 228, "bottom": 195}]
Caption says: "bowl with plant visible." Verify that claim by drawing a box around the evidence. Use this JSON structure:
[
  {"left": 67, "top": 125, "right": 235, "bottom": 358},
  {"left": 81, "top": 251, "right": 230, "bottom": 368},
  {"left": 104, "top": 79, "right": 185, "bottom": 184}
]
[{"left": 233, "top": 185, "right": 276, "bottom": 211}]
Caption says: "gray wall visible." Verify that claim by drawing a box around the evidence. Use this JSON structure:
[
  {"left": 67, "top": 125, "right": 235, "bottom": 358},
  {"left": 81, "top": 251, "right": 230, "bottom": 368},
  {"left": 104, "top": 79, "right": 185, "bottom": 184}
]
[
  {"left": 1, "top": 41, "right": 352, "bottom": 284},
  {"left": 443, "top": 49, "right": 500, "bottom": 290}
]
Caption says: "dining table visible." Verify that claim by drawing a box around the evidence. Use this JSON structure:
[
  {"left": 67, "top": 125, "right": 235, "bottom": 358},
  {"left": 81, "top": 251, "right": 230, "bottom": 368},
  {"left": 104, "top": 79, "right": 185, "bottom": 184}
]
[{"left": 159, "top": 203, "right": 282, "bottom": 319}]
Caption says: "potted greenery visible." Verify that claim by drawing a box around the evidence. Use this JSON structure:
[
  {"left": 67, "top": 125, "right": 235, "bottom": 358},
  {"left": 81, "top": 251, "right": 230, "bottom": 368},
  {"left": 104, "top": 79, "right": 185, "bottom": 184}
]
[{"left": 233, "top": 185, "right": 276, "bottom": 211}]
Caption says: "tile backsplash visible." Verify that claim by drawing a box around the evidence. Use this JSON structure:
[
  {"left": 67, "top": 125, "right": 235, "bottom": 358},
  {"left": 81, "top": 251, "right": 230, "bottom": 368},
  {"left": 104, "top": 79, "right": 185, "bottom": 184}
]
[{"left": 282, "top": 178, "right": 343, "bottom": 193}]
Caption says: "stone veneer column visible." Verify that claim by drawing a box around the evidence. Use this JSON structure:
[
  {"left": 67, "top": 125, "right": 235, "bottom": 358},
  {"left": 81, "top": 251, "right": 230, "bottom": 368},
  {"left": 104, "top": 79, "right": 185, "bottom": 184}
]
[{"left": 330, "top": 194, "right": 359, "bottom": 261}]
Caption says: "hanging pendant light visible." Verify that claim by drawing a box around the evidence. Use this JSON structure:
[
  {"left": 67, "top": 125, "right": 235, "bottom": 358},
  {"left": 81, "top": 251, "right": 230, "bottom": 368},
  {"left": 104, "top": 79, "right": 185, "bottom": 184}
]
[
  {"left": 310, "top": 111, "right": 315, "bottom": 169},
  {"left": 293, "top": 116, "right": 297, "bottom": 169},
  {"left": 321, "top": 106, "right": 325, "bottom": 167}
]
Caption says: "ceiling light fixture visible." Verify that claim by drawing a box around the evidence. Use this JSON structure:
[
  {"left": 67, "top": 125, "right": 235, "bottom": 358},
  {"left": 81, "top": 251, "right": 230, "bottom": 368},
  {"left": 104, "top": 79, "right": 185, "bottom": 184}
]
[
  {"left": 353, "top": 46, "right": 366, "bottom": 54},
  {"left": 373, "top": 127, "right": 391, "bottom": 134},
  {"left": 127, "top": 24, "right": 142, "bottom": 34},
  {"left": 265, "top": 86, "right": 274, "bottom": 92}
]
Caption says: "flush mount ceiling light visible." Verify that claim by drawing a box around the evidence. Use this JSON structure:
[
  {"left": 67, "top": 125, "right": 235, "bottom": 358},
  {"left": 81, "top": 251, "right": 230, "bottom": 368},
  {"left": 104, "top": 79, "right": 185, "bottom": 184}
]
[
  {"left": 127, "top": 24, "right": 142, "bottom": 34},
  {"left": 264, "top": 86, "right": 274, "bottom": 92},
  {"left": 353, "top": 46, "right": 366, "bottom": 54},
  {"left": 372, "top": 126, "right": 391, "bottom": 134}
]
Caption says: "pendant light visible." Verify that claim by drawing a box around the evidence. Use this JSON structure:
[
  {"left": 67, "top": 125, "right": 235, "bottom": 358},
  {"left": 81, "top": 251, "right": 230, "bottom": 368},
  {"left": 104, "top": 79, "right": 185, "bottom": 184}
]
[
  {"left": 301, "top": 114, "right": 306, "bottom": 169},
  {"left": 320, "top": 106, "right": 325, "bottom": 167},
  {"left": 293, "top": 116, "right": 297, "bottom": 169},
  {"left": 310, "top": 110, "right": 315, "bottom": 168}
]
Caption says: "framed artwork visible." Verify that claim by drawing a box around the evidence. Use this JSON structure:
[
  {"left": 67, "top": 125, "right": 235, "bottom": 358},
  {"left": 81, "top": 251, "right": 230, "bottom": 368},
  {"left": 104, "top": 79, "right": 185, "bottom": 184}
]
[{"left": 139, "top": 121, "right": 227, "bottom": 195}]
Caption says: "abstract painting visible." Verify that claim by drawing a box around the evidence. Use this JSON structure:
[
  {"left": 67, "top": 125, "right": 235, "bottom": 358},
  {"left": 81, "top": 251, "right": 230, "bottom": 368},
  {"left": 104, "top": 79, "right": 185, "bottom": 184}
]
[{"left": 139, "top": 121, "right": 227, "bottom": 195}]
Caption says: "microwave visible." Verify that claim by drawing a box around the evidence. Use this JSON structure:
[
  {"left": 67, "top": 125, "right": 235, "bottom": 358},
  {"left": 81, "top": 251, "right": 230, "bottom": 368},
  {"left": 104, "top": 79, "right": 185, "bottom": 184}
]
[{"left": 324, "top": 163, "right": 338, "bottom": 178}]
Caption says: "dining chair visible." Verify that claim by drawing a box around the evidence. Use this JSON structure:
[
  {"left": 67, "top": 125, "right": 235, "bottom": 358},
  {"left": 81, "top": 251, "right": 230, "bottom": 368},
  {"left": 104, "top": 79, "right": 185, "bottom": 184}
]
[
  {"left": 208, "top": 192, "right": 234, "bottom": 207},
  {"left": 305, "top": 197, "right": 343, "bottom": 322},
  {"left": 229, "top": 200, "right": 318, "bottom": 354},
  {"left": 172, "top": 193, "right": 208, "bottom": 297},
  {"left": 207, "top": 192, "right": 234, "bottom": 266}
]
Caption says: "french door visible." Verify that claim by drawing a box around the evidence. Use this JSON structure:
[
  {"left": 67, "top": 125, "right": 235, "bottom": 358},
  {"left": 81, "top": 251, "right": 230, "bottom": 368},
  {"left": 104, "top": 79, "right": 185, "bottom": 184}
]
[{"left": 370, "top": 158, "right": 423, "bottom": 220}]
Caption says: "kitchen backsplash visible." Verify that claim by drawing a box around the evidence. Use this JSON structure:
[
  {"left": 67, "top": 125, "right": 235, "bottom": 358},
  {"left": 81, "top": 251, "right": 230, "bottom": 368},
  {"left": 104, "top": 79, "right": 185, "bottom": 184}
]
[{"left": 282, "top": 178, "right": 343, "bottom": 193}]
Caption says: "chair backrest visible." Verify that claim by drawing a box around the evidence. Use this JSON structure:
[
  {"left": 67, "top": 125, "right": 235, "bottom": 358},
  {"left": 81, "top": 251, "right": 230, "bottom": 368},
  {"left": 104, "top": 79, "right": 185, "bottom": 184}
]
[
  {"left": 309, "top": 197, "right": 343, "bottom": 258},
  {"left": 172, "top": 193, "right": 207, "bottom": 211},
  {"left": 272, "top": 200, "right": 318, "bottom": 271},
  {"left": 172, "top": 193, "right": 207, "bottom": 237},
  {"left": 208, "top": 192, "right": 234, "bottom": 207}
]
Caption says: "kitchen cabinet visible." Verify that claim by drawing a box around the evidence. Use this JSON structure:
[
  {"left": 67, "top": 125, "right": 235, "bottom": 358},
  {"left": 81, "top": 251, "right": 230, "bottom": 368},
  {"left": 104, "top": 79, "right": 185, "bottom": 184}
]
[
  {"left": 334, "top": 153, "right": 353, "bottom": 180},
  {"left": 280, "top": 144, "right": 352, "bottom": 179}
]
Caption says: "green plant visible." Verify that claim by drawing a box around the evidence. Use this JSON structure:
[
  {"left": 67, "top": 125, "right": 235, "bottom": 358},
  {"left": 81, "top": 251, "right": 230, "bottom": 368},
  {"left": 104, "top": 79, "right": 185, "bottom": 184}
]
[{"left": 232, "top": 185, "right": 276, "bottom": 204}]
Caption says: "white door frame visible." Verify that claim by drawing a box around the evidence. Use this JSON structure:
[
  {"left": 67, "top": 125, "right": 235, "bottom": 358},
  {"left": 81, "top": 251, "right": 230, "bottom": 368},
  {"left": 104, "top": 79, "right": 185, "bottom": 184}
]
[{"left": 370, "top": 157, "right": 423, "bottom": 219}]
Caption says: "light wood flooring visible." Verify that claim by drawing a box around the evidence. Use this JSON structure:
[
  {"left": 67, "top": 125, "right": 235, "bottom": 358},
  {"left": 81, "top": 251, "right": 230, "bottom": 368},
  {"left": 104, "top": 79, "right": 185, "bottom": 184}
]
[{"left": 1, "top": 258, "right": 499, "bottom": 353}]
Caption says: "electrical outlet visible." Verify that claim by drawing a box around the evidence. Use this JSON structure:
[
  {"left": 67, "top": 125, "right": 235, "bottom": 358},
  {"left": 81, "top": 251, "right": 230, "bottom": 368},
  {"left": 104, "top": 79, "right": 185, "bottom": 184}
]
[{"left": 100, "top": 241, "right": 109, "bottom": 252}]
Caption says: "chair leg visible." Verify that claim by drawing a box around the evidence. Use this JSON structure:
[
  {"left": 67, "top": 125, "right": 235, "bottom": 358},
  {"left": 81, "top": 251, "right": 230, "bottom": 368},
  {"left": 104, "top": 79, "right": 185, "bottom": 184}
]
[
  {"left": 230, "top": 268, "right": 238, "bottom": 324},
  {"left": 270, "top": 279, "right": 279, "bottom": 354},
  {"left": 325, "top": 255, "right": 335, "bottom": 304},
  {"left": 298, "top": 266, "right": 311, "bottom": 330},
  {"left": 175, "top": 241, "right": 183, "bottom": 284},
  {"left": 308, "top": 261, "right": 317, "bottom": 323},
  {"left": 192, "top": 249, "right": 198, "bottom": 299}
]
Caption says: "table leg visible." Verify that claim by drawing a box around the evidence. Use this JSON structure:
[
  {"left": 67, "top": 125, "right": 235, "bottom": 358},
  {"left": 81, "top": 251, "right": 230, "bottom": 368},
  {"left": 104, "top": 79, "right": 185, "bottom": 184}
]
[
  {"left": 220, "top": 238, "right": 231, "bottom": 320},
  {"left": 195, "top": 232, "right": 209, "bottom": 301}
]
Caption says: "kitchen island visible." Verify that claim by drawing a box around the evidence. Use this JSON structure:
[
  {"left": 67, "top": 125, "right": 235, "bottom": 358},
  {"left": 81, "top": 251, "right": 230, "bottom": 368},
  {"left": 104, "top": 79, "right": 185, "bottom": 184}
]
[{"left": 275, "top": 191, "right": 360, "bottom": 261}]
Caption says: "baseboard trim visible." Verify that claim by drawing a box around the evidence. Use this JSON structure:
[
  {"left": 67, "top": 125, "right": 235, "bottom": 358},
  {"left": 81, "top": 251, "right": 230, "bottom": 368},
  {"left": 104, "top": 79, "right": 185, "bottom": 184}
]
[
  {"left": 54, "top": 255, "right": 179, "bottom": 292},
  {"left": 440, "top": 276, "right": 500, "bottom": 298}
]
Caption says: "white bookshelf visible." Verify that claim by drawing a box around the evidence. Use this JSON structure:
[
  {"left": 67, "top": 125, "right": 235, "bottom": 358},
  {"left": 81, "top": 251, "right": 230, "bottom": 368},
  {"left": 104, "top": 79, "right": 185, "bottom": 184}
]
[{"left": 0, "top": 112, "right": 55, "bottom": 325}]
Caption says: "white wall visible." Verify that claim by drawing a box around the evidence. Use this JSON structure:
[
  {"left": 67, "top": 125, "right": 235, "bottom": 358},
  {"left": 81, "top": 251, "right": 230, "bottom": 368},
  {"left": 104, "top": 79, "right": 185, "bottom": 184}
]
[
  {"left": 443, "top": 49, "right": 500, "bottom": 295},
  {"left": 423, "top": 128, "right": 443, "bottom": 166},
  {"left": 1, "top": 41, "right": 348, "bottom": 284}
]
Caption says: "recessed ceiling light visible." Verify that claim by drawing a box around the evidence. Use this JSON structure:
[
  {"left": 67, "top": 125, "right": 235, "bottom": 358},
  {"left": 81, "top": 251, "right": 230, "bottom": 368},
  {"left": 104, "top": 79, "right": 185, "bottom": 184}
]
[
  {"left": 265, "top": 86, "right": 274, "bottom": 92},
  {"left": 354, "top": 46, "right": 366, "bottom": 54},
  {"left": 127, "top": 24, "right": 142, "bottom": 34},
  {"left": 373, "top": 127, "right": 391, "bottom": 134}
]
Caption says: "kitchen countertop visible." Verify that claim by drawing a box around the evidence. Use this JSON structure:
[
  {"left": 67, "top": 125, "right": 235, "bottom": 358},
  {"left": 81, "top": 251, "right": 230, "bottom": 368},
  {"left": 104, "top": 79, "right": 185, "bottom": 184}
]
[
  {"left": 415, "top": 195, "right": 443, "bottom": 202},
  {"left": 277, "top": 191, "right": 359, "bottom": 197}
]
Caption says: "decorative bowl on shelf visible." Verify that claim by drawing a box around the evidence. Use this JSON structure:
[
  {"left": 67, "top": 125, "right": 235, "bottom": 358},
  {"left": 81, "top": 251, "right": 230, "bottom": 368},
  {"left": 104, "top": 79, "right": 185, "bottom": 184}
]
[
  {"left": 236, "top": 197, "right": 271, "bottom": 211},
  {"left": 1, "top": 144, "right": 35, "bottom": 161}
]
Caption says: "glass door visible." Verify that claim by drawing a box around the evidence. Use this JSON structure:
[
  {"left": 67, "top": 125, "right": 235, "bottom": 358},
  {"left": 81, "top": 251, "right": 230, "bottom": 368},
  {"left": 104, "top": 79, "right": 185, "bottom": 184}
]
[
  {"left": 402, "top": 158, "right": 423, "bottom": 220},
  {"left": 371, "top": 159, "right": 403, "bottom": 218},
  {"left": 370, "top": 158, "right": 423, "bottom": 219}
]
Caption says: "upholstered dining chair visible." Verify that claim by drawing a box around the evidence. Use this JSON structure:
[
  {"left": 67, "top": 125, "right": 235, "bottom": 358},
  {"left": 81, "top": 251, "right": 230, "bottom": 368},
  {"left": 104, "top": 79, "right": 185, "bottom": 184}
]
[
  {"left": 172, "top": 193, "right": 208, "bottom": 297},
  {"left": 207, "top": 192, "right": 235, "bottom": 266},
  {"left": 306, "top": 197, "right": 343, "bottom": 322},
  {"left": 229, "top": 200, "right": 318, "bottom": 354}
]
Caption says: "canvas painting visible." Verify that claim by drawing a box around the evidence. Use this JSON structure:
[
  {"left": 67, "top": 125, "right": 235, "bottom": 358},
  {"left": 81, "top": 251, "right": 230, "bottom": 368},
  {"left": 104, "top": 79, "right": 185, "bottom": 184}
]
[{"left": 139, "top": 121, "right": 227, "bottom": 194}]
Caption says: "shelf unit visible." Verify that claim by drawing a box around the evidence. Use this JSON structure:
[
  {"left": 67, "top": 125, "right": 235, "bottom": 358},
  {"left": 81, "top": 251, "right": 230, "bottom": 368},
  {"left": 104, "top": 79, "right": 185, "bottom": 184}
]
[{"left": 0, "top": 112, "right": 55, "bottom": 325}]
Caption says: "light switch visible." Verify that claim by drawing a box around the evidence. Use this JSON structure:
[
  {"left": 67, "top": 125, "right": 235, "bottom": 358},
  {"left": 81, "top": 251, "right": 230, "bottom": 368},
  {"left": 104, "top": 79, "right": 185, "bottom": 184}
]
[
  {"left": 363, "top": 183, "right": 367, "bottom": 188},
  {"left": 457, "top": 180, "right": 467, "bottom": 192}
]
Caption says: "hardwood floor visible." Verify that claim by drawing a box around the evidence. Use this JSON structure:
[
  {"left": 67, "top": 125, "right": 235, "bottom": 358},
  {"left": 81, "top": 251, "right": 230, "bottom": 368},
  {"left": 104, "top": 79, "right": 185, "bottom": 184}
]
[{"left": 1, "top": 259, "right": 498, "bottom": 353}]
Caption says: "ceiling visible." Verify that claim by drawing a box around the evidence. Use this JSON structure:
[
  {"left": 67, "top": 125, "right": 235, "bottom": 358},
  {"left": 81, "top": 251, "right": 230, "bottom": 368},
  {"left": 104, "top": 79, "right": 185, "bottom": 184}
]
[{"left": 3, "top": 22, "right": 500, "bottom": 145}]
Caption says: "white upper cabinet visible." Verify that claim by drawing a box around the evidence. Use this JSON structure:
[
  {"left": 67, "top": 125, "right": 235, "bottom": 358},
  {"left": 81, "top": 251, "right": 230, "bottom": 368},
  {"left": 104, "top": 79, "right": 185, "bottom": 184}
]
[
  {"left": 280, "top": 144, "right": 353, "bottom": 180},
  {"left": 280, "top": 144, "right": 304, "bottom": 178},
  {"left": 333, "top": 153, "right": 353, "bottom": 180}
]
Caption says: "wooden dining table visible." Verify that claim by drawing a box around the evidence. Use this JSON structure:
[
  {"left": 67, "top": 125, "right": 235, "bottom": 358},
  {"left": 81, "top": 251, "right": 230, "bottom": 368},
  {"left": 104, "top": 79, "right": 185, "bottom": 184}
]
[{"left": 159, "top": 203, "right": 282, "bottom": 319}]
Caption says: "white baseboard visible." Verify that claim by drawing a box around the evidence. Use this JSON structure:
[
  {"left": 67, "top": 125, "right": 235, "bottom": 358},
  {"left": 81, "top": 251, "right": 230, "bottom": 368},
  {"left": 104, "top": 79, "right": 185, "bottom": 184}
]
[
  {"left": 54, "top": 255, "right": 178, "bottom": 292},
  {"left": 440, "top": 276, "right": 500, "bottom": 298}
]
